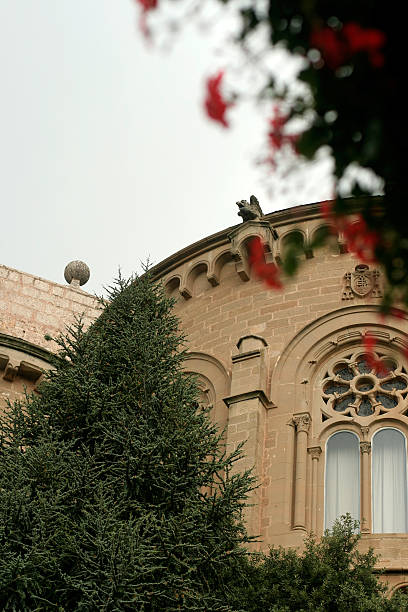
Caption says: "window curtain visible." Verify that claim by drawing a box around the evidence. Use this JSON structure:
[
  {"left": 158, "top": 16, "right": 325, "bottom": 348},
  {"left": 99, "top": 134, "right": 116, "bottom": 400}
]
[
  {"left": 325, "top": 431, "right": 360, "bottom": 530},
  {"left": 372, "top": 428, "right": 408, "bottom": 533}
]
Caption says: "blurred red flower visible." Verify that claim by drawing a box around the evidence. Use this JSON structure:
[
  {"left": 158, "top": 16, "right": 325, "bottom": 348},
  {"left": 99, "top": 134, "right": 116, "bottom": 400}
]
[
  {"left": 135, "top": 0, "right": 158, "bottom": 39},
  {"left": 310, "top": 27, "right": 346, "bottom": 69},
  {"left": 266, "top": 105, "right": 298, "bottom": 168},
  {"left": 310, "top": 22, "right": 385, "bottom": 69},
  {"left": 268, "top": 106, "right": 288, "bottom": 150},
  {"left": 343, "top": 22, "right": 386, "bottom": 67},
  {"left": 342, "top": 217, "right": 379, "bottom": 264},
  {"left": 320, "top": 200, "right": 335, "bottom": 224},
  {"left": 248, "top": 237, "right": 282, "bottom": 289},
  {"left": 319, "top": 202, "right": 379, "bottom": 264},
  {"left": 136, "top": 0, "right": 158, "bottom": 11},
  {"left": 389, "top": 308, "right": 407, "bottom": 320},
  {"left": 204, "top": 71, "right": 232, "bottom": 128}
]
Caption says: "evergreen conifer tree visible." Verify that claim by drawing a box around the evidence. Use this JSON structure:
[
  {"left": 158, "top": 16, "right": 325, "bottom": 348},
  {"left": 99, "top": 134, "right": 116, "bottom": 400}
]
[{"left": 0, "top": 274, "right": 254, "bottom": 610}]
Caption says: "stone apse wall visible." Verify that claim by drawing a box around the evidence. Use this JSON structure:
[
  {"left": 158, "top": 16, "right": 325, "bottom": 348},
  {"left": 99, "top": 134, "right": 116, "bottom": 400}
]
[{"left": 1, "top": 201, "right": 408, "bottom": 592}]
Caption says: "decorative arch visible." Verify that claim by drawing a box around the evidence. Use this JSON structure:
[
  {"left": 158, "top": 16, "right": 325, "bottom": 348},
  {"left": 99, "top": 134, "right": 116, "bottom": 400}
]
[
  {"left": 236, "top": 233, "right": 271, "bottom": 256},
  {"left": 390, "top": 582, "right": 408, "bottom": 597},
  {"left": 164, "top": 275, "right": 181, "bottom": 299},
  {"left": 275, "top": 228, "right": 308, "bottom": 264},
  {"left": 209, "top": 249, "right": 235, "bottom": 285},
  {"left": 183, "top": 351, "right": 230, "bottom": 429},
  {"left": 309, "top": 224, "right": 328, "bottom": 243},
  {"left": 227, "top": 219, "right": 277, "bottom": 282},
  {"left": 309, "top": 223, "right": 341, "bottom": 256},
  {"left": 278, "top": 227, "right": 307, "bottom": 245},
  {"left": 271, "top": 304, "right": 408, "bottom": 433},
  {"left": 183, "top": 261, "right": 213, "bottom": 298},
  {"left": 273, "top": 305, "right": 408, "bottom": 536}
]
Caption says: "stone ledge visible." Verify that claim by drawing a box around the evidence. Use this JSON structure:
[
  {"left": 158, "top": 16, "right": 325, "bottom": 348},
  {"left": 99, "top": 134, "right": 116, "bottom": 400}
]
[{"left": 223, "top": 389, "right": 276, "bottom": 410}]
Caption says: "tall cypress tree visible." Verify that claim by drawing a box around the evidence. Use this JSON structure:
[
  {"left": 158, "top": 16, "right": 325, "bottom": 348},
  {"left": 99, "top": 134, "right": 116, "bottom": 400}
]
[{"left": 0, "top": 274, "right": 254, "bottom": 610}]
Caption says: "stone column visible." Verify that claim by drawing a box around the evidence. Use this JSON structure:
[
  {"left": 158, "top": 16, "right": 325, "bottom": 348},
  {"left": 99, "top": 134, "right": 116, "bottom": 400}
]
[
  {"left": 284, "top": 420, "right": 296, "bottom": 529},
  {"left": 307, "top": 446, "right": 322, "bottom": 533},
  {"left": 293, "top": 413, "right": 311, "bottom": 530},
  {"left": 360, "top": 441, "right": 372, "bottom": 533}
]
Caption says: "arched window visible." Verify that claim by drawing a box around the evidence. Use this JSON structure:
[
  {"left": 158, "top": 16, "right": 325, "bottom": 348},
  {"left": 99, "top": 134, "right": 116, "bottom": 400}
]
[
  {"left": 372, "top": 428, "right": 408, "bottom": 533},
  {"left": 325, "top": 431, "right": 360, "bottom": 530}
]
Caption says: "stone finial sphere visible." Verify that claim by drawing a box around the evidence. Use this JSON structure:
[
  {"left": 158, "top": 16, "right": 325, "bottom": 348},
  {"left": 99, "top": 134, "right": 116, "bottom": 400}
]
[{"left": 64, "top": 260, "right": 90, "bottom": 286}]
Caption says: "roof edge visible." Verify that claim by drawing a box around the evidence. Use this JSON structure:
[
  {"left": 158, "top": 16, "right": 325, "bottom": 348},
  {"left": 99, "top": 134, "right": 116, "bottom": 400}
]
[{"left": 151, "top": 197, "right": 375, "bottom": 280}]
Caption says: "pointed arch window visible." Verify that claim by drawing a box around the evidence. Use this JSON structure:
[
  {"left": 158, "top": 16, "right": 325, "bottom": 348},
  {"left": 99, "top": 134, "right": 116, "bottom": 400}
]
[
  {"left": 372, "top": 428, "right": 408, "bottom": 533},
  {"left": 325, "top": 431, "right": 360, "bottom": 530}
]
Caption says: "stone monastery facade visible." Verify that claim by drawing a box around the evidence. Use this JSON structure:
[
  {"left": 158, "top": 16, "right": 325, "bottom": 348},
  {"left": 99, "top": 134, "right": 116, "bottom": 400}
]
[{"left": 1, "top": 199, "right": 408, "bottom": 592}]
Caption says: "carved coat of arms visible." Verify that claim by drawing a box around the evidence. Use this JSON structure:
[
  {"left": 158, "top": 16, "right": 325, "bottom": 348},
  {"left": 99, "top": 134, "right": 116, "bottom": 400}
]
[{"left": 342, "top": 264, "right": 382, "bottom": 299}]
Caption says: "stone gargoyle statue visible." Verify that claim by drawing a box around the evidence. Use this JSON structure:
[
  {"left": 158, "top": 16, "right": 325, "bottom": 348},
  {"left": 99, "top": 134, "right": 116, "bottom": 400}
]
[{"left": 236, "top": 195, "right": 263, "bottom": 222}]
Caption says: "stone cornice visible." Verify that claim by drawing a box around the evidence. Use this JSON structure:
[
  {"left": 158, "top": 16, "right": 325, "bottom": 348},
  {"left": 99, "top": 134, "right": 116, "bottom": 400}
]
[
  {"left": 262, "top": 197, "right": 368, "bottom": 226},
  {"left": 150, "top": 197, "right": 376, "bottom": 282}
]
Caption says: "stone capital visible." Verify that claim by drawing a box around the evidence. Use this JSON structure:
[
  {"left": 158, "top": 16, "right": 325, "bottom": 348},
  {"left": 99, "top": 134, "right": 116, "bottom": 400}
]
[
  {"left": 360, "top": 441, "right": 371, "bottom": 455},
  {"left": 293, "top": 413, "right": 311, "bottom": 433},
  {"left": 308, "top": 446, "right": 322, "bottom": 460}
]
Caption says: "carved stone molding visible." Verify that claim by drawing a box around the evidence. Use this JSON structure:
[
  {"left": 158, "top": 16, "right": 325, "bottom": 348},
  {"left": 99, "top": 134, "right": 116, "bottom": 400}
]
[
  {"left": 293, "top": 413, "right": 311, "bottom": 433},
  {"left": 342, "top": 264, "right": 382, "bottom": 300}
]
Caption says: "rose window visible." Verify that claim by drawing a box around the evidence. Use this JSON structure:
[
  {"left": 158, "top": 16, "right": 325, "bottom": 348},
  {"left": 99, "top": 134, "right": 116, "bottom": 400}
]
[{"left": 322, "top": 351, "right": 408, "bottom": 418}]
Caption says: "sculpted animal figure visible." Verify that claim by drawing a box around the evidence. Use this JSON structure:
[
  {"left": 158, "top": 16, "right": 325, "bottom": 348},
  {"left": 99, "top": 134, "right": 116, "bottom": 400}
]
[{"left": 236, "top": 195, "right": 263, "bottom": 222}]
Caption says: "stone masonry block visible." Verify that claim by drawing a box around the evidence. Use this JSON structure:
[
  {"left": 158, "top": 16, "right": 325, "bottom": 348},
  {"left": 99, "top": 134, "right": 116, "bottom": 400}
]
[
  {"left": 8, "top": 271, "right": 20, "bottom": 282},
  {"left": 33, "top": 279, "right": 50, "bottom": 292}
]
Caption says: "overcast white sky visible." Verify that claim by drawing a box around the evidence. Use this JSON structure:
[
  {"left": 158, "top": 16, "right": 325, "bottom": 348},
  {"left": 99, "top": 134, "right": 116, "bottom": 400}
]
[{"left": 0, "top": 0, "right": 333, "bottom": 295}]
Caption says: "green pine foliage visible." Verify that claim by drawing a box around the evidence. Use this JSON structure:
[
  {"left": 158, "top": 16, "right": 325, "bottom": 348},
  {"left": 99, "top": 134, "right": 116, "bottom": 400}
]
[
  {"left": 0, "top": 273, "right": 255, "bottom": 610},
  {"left": 226, "top": 515, "right": 408, "bottom": 612}
]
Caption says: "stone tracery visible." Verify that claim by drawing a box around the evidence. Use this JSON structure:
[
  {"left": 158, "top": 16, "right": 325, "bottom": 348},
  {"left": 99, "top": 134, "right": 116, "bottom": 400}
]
[{"left": 322, "top": 350, "right": 408, "bottom": 418}]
